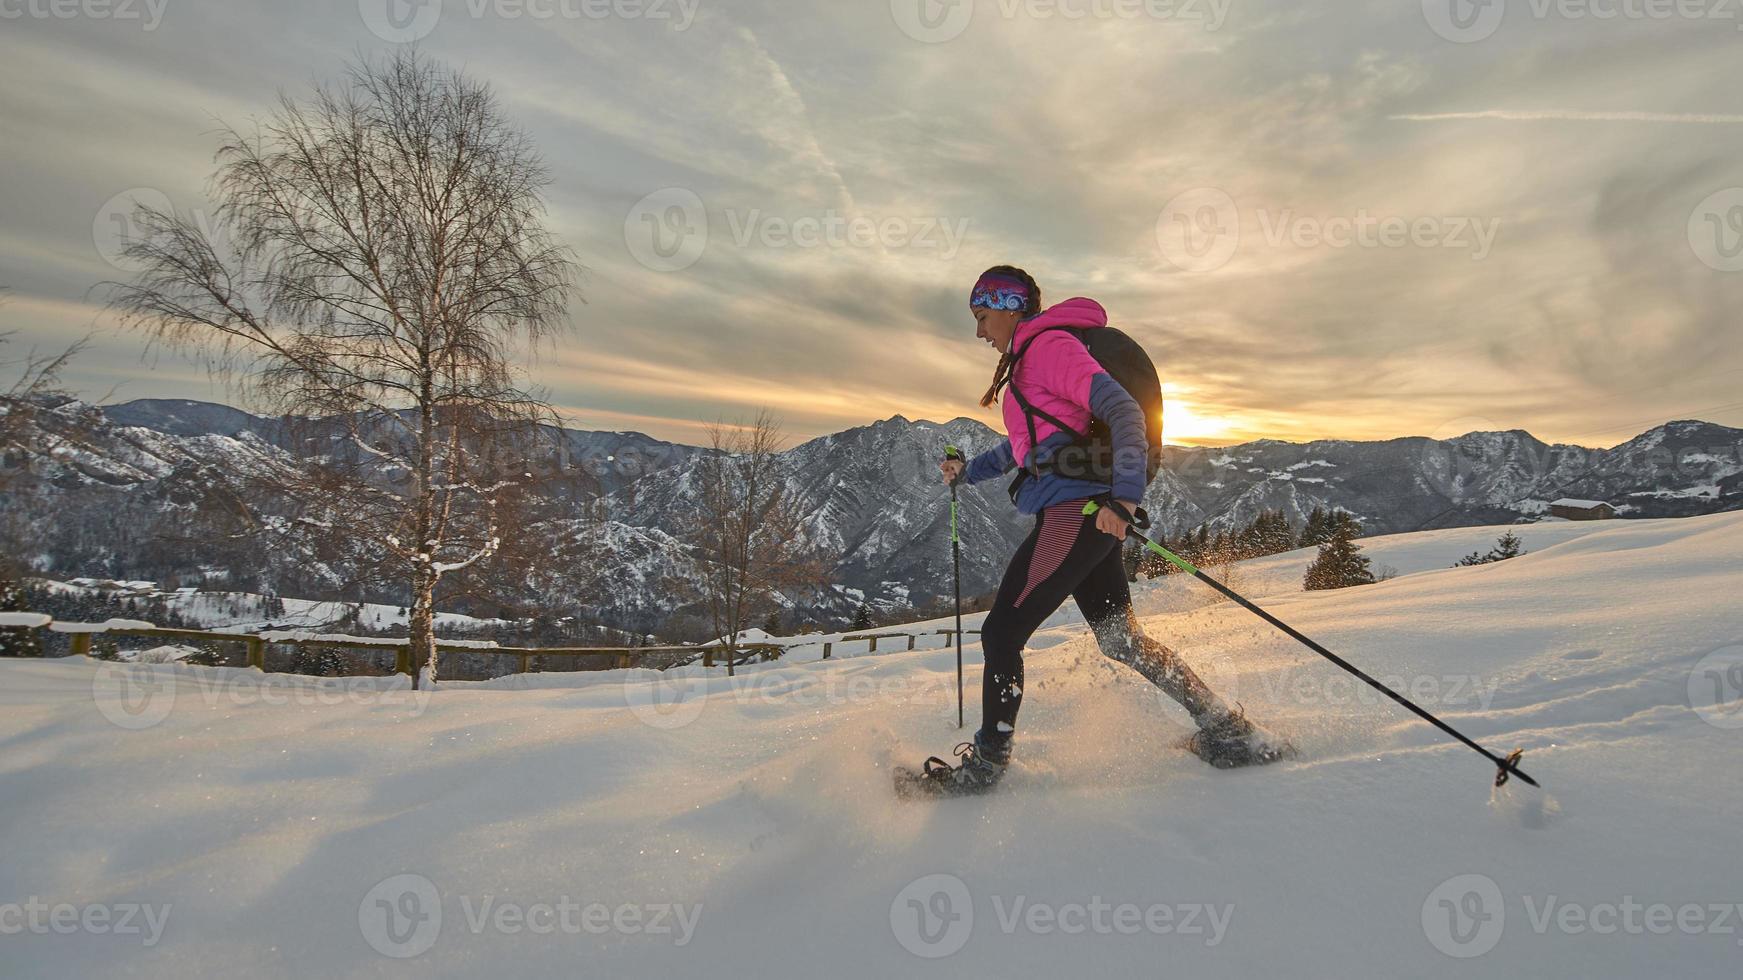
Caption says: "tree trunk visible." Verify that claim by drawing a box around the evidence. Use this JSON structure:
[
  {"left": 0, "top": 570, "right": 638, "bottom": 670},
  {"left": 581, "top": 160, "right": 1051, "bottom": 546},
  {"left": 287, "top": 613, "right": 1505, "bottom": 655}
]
[{"left": 409, "top": 563, "right": 437, "bottom": 689}]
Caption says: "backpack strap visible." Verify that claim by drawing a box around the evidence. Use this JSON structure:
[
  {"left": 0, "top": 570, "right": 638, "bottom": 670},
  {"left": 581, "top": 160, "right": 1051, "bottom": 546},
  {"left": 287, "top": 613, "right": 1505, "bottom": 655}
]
[
  {"left": 1004, "top": 326, "right": 1093, "bottom": 505},
  {"left": 1007, "top": 326, "right": 1089, "bottom": 463}
]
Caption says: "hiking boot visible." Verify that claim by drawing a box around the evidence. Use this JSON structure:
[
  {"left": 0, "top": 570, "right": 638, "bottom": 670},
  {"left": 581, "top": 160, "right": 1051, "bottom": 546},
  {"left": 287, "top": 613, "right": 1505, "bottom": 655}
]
[
  {"left": 894, "top": 733, "right": 1010, "bottom": 798},
  {"left": 1185, "top": 705, "right": 1297, "bottom": 770}
]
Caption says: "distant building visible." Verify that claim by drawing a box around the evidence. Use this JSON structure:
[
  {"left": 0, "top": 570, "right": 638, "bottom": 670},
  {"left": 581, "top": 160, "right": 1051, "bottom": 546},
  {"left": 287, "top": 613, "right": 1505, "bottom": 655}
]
[{"left": 1549, "top": 498, "right": 1617, "bottom": 521}]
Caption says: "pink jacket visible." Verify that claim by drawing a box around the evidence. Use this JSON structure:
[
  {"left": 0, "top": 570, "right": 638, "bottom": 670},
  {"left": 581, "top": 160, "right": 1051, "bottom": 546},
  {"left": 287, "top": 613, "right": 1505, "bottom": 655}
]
[{"left": 1000, "top": 297, "right": 1111, "bottom": 468}]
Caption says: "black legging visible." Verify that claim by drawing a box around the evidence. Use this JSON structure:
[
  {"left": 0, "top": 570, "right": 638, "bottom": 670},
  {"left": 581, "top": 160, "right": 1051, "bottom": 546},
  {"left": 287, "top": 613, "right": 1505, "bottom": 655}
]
[{"left": 980, "top": 497, "right": 1230, "bottom": 746}]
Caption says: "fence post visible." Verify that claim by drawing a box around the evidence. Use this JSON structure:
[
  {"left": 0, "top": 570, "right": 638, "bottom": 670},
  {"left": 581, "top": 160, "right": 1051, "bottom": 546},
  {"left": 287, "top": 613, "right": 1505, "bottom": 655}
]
[
  {"left": 246, "top": 637, "right": 266, "bottom": 670},
  {"left": 394, "top": 645, "right": 412, "bottom": 676},
  {"left": 822, "top": 642, "right": 832, "bottom": 660},
  {"left": 518, "top": 653, "right": 530, "bottom": 674},
  {"left": 70, "top": 633, "right": 92, "bottom": 658},
  {"left": 907, "top": 634, "right": 916, "bottom": 651},
  {"left": 867, "top": 637, "right": 878, "bottom": 654},
  {"left": 703, "top": 648, "right": 714, "bottom": 668}
]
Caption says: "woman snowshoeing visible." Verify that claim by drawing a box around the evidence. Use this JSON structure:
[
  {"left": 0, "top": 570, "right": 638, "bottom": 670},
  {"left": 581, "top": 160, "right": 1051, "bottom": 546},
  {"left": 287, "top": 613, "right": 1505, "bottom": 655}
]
[{"left": 901, "top": 266, "right": 1292, "bottom": 797}]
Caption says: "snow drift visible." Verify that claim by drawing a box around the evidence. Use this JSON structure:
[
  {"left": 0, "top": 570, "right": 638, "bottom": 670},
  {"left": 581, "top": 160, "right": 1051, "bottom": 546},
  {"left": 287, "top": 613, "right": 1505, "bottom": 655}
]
[{"left": 1, "top": 514, "right": 1740, "bottom": 978}]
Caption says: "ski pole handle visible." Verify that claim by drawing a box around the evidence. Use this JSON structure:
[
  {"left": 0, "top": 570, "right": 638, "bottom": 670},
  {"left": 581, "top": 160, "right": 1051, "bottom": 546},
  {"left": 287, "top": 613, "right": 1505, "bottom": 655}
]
[
  {"left": 942, "top": 445, "right": 966, "bottom": 488},
  {"left": 1100, "top": 497, "right": 1152, "bottom": 531}
]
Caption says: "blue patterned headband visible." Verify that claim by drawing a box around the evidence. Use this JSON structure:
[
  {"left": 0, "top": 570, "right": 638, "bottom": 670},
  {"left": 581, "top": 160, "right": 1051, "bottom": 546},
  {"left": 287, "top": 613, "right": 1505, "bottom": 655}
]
[{"left": 969, "top": 272, "right": 1031, "bottom": 312}]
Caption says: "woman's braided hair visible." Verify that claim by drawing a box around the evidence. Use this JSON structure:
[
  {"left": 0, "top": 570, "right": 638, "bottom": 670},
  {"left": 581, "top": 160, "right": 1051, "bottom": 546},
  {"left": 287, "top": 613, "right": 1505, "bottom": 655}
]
[{"left": 977, "top": 265, "right": 1043, "bottom": 408}]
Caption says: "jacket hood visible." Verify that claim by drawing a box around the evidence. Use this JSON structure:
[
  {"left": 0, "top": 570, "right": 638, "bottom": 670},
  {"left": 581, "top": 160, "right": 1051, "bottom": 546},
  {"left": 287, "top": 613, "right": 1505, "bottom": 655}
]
[{"left": 1012, "top": 297, "right": 1108, "bottom": 349}]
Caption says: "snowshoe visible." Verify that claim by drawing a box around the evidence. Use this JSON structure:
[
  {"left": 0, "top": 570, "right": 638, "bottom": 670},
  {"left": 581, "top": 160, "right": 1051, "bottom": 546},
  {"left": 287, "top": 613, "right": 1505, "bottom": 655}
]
[
  {"left": 1183, "top": 706, "right": 1297, "bottom": 770},
  {"left": 894, "top": 737, "right": 1008, "bottom": 799}
]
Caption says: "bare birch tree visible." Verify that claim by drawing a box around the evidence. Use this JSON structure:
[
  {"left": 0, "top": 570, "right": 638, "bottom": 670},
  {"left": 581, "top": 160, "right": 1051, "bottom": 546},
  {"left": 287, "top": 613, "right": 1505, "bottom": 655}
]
[
  {"left": 107, "top": 50, "right": 580, "bottom": 686},
  {"left": 0, "top": 290, "right": 92, "bottom": 494},
  {"left": 691, "top": 412, "right": 828, "bottom": 676}
]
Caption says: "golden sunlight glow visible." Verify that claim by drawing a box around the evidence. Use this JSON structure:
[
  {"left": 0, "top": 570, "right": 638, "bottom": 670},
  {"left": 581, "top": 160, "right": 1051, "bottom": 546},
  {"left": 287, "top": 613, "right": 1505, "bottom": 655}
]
[{"left": 1161, "top": 385, "right": 1236, "bottom": 446}]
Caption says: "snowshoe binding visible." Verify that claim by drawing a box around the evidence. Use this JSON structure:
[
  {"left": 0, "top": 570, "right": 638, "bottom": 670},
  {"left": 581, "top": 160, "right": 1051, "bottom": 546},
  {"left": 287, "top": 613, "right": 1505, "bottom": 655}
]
[
  {"left": 1184, "top": 705, "right": 1297, "bottom": 770},
  {"left": 894, "top": 735, "right": 1009, "bottom": 799}
]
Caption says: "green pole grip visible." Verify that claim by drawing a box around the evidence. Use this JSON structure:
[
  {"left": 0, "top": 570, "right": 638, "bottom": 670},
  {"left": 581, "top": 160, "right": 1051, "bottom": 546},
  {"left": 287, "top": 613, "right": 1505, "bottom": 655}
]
[{"left": 1082, "top": 501, "right": 1200, "bottom": 575}]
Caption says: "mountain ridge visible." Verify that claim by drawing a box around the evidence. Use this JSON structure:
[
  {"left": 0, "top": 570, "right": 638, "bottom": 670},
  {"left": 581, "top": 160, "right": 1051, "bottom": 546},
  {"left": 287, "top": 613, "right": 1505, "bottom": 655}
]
[{"left": 5, "top": 398, "right": 1738, "bottom": 633}]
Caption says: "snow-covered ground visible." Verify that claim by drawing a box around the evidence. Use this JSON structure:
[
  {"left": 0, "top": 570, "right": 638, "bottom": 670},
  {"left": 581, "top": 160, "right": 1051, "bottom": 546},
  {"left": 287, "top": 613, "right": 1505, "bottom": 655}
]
[{"left": 2, "top": 515, "right": 1740, "bottom": 978}]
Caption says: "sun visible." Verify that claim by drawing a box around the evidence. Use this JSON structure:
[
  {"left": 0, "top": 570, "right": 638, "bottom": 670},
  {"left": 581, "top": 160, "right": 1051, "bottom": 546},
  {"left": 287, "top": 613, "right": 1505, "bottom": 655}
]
[{"left": 1161, "top": 387, "right": 1233, "bottom": 446}]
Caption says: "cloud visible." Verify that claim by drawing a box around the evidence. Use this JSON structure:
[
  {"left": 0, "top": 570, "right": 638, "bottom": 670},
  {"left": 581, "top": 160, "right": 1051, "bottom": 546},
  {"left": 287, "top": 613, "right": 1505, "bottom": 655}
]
[
  {"left": 2, "top": 0, "right": 1741, "bottom": 450},
  {"left": 1391, "top": 110, "right": 1743, "bottom": 124}
]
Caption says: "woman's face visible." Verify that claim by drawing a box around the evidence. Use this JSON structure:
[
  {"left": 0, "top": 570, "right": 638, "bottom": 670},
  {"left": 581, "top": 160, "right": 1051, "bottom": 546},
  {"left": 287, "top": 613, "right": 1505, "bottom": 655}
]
[{"left": 974, "top": 306, "right": 1022, "bottom": 354}]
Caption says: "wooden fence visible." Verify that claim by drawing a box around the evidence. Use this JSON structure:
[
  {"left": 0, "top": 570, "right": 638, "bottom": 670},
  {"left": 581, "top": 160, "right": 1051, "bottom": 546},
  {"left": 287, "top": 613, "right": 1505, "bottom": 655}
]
[{"left": 20, "top": 621, "right": 980, "bottom": 677}]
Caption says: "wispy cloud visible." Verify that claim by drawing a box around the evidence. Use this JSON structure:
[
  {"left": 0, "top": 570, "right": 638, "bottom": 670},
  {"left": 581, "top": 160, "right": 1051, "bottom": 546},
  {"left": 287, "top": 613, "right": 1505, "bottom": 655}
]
[
  {"left": 1390, "top": 110, "right": 1743, "bottom": 124},
  {"left": 4, "top": 2, "right": 1743, "bottom": 448}
]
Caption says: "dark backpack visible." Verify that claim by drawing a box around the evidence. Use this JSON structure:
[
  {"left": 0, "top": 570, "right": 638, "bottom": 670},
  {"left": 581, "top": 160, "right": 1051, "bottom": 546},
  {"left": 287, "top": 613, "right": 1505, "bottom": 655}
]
[{"left": 1005, "top": 326, "right": 1164, "bottom": 503}]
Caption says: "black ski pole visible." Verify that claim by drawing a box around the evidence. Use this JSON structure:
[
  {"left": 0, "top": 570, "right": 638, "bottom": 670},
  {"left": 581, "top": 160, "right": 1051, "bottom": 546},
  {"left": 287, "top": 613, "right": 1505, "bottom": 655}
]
[
  {"left": 1086, "top": 500, "right": 1538, "bottom": 789},
  {"left": 946, "top": 445, "right": 966, "bottom": 730}
]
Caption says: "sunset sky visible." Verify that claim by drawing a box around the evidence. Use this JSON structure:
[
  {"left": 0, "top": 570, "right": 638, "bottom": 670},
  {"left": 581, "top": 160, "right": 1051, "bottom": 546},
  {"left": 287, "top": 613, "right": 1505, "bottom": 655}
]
[{"left": 4, "top": 0, "right": 1742, "bottom": 449}]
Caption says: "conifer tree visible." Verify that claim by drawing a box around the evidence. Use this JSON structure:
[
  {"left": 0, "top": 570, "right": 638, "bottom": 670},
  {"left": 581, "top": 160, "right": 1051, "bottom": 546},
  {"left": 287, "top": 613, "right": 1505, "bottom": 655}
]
[
  {"left": 0, "top": 577, "right": 43, "bottom": 657},
  {"left": 1304, "top": 512, "right": 1375, "bottom": 591}
]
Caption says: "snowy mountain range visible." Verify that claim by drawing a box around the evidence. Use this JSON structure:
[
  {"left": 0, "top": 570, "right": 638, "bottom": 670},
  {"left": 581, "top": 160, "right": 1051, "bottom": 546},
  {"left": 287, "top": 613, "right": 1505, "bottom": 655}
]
[{"left": 5, "top": 398, "right": 1739, "bottom": 628}]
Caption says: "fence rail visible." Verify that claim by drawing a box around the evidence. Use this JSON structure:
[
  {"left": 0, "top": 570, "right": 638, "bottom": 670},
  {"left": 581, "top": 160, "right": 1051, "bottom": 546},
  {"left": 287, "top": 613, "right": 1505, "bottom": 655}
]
[
  {"left": 832, "top": 628, "right": 982, "bottom": 655},
  {"left": 6, "top": 618, "right": 981, "bottom": 675},
  {"left": 19, "top": 621, "right": 783, "bottom": 676}
]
